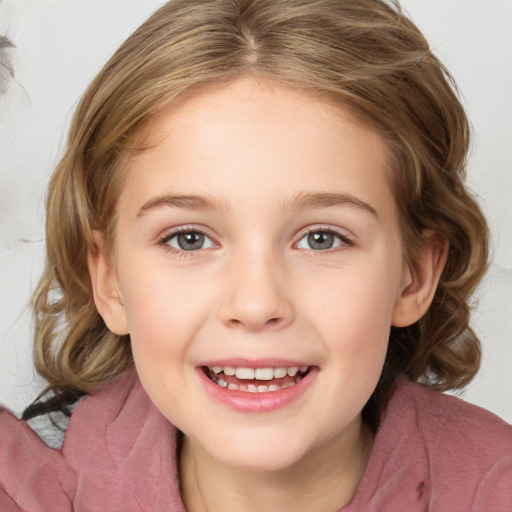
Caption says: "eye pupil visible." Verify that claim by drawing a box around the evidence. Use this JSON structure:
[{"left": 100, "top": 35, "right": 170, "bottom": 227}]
[
  {"left": 308, "top": 231, "right": 334, "bottom": 250},
  {"left": 178, "top": 232, "right": 204, "bottom": 250}
]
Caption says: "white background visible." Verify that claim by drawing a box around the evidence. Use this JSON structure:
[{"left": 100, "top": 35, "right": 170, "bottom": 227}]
[{"left": 1, "top": 0, "right": 511, "bottom": 421}]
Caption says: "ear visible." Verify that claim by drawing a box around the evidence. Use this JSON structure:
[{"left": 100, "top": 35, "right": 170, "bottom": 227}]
[
  {"left": 392, "top": 232, "right": 448, "bottom": 327},
  {"left": 87, "top": 230, "right": 129, "bottom": 335}
]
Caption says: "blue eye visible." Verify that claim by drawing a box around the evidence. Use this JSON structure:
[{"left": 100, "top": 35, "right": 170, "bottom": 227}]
[
  {"left": 164, "top": 231, "right": 215, "bottom": 251},
  {"left": 296, "top": 230, "right": 348, "bottom": 251}
]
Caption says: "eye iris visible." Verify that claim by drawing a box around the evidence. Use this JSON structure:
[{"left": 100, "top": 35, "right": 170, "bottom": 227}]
[
  {"left": 178, "top": 232, "right": 204, "bottom": 250},
  {"left": 308, "top": 231, "right": 334, "bottom": 250}
]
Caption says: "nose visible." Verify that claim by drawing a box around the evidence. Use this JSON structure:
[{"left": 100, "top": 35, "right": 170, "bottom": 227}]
[{"left": 218, "top": 249, "right": 294, "bottom": 332}]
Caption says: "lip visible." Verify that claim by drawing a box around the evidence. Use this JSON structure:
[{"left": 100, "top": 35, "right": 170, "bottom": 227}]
[{"left": 196, "top": 361, "right": 318, "bottom": 413}]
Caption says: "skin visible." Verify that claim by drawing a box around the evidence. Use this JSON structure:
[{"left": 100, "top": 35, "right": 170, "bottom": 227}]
[{"left": 89, "top": 78, "right": 446, "bottom": 511}]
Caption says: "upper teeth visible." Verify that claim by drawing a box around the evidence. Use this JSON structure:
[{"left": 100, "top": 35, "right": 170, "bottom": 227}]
[{"left": 210, "top": 366, "right": 309, "bottom": 380}]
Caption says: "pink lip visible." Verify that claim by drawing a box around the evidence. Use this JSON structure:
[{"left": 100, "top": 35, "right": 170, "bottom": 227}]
[{"left": 196, "top": 365, "right": 318, "bottom": 414}]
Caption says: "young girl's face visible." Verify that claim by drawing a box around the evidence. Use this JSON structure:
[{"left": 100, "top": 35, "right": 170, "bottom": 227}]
[{"left": 93, "top": 78, "right": 419, "bottom": 472}]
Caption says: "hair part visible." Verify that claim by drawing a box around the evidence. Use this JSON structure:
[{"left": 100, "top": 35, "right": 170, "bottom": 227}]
[{"left": 31, "top": 0, "right": 489, "bottom": 428}]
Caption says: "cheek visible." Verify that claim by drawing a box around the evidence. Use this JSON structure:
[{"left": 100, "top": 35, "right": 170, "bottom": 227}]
[
  {"left": 121, "top": 261, "right": 183, "bottom": 321},
  {"left": 118, "top": 264, "right": 217, "bottom": 361},
  {"left": 319, "top": 261, "right": 400, "bottom": 318},
  {"left": 306, "top": 258, "right": 402, "bottom": 363}
]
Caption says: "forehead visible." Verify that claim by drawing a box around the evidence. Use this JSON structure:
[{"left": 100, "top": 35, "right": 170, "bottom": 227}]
[{"left": 119, "top": 78, "right": 395, "bottom": 219}]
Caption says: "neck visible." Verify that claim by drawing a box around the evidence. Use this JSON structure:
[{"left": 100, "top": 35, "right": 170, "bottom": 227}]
[{"left": 179, "top": 416, "right": 373, "bottom": 512}]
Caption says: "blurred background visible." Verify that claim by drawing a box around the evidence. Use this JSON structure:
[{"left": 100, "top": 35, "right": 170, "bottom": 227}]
[{"left": 1, "top": 0, "right": 511, "bottom": 420}]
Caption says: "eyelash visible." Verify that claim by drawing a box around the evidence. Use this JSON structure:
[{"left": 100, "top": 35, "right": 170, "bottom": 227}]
[
  {"left": 295, "top": 226, "right": 355, "bottom": 254},
  {"left": 156, "top": 225, "right": 355, "bottom": 257},
  {"left": 157, "top": 226, "right": 216, "bottom": 257}
]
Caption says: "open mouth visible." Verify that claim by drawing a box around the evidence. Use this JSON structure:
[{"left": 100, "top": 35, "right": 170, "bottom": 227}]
[{"left": 202, "top": 365, "right": 311, "bottom": 393}]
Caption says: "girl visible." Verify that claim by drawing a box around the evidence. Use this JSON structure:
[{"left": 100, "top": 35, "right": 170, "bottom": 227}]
[{"left": 1, "top": 0, "right": 511, "bottom": 510}]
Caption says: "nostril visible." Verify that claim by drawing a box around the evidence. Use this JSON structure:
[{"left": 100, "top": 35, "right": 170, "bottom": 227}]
[{"left": 226, "top": 316, "right": 283, "bottom": 329}]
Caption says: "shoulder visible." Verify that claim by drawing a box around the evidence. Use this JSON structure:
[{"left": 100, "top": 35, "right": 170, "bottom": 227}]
[
  {"left": 1, "top": 370, "right": 184, "bottom": 511},
  {"left": 370, "top": 379, "right": 512, "bottom": 510},
  {"left": 0, "top": 404, "right": 76, "bottom": 510},
  {"left": 392, "top": 379, "right": 512, "bottom": 460},
  {"left": 348, "top": 379, "right": 512, "bottom": 511},
  {"left": 0, "top": 374, "right": 140, "bottom": 509},
  {"left": 62, "top": 370, "right": 184, "bottom": 509}
]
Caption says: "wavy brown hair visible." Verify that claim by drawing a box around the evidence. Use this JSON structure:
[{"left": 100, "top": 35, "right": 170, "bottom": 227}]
[{"left": 29, "top": 0, "right": 488, "bottom": 424}]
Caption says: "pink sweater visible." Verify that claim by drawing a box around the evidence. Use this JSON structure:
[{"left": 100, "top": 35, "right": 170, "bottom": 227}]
[{"left": 1, "top": 371, "right": 511, "bottom": 511}]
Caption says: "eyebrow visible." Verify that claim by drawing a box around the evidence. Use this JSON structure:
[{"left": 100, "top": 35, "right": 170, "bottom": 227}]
[
  {"left": 137, "top": 191, "right": 378, "bottom": 218},
  {"left": 137, "top": 193, "right": 230, "bottom": 217},
  {"left": 285, "top": 192, "right": 379, "bottom": 218}
]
